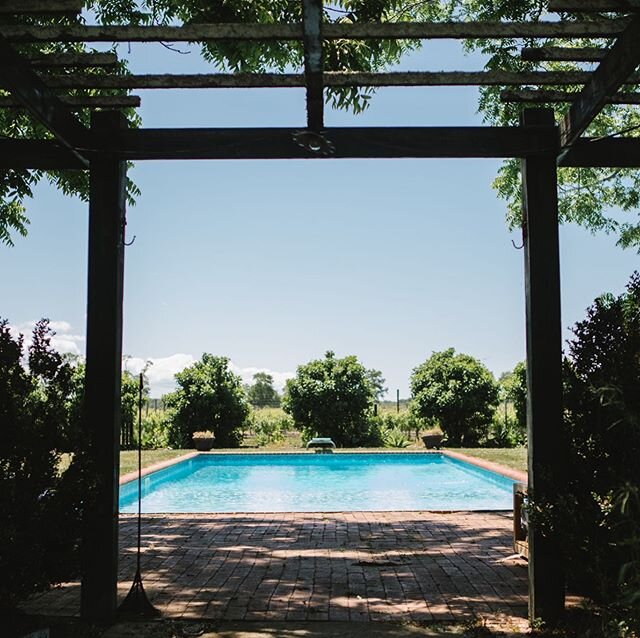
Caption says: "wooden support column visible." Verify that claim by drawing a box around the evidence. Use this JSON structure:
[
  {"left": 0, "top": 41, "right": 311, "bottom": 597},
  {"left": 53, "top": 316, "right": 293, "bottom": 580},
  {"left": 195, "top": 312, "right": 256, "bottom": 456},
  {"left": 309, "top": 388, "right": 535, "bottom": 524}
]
[
  {"left": 81, "top": 111, "right": 127, "bottom": 623},
  {"left": 521, "top": 108, "right": 565, "bottom": 625}
]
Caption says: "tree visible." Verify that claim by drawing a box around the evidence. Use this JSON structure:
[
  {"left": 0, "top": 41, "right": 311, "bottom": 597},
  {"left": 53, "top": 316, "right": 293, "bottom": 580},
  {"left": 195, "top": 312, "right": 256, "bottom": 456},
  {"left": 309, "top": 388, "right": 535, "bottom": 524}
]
[
  {"left": 531, "top": 272, "right": 640, "bottom": 618},
  {"left": 410, "top": 348, "right": 499, "bottom": 446},
  {"left": 164, "top": 354, "right": 250, "bottom": 448},
  {"left": 0, "top": 319, "right": 86, "bottom": 608},
  {"left": 246, "top": 372, "right": 281, "bottom": 408},
  {"left": 500, "top": 361, "right": 527, "bottom": 435},
  {"left": 4, "top": 2, "right": 638, "bottom": 250},
  {"left": 283, "top": 350, "right": 379, "bottom": 447},
  {"left": 366, "top": 368, "right": 388, "bottom": 402}
]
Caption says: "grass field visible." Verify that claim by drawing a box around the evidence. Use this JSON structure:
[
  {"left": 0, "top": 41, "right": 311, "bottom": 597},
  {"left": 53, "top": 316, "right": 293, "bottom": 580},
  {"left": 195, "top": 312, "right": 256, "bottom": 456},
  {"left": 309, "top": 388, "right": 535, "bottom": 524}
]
[{"left": 118, "top": 446, "right": 527, "bottom": 475}]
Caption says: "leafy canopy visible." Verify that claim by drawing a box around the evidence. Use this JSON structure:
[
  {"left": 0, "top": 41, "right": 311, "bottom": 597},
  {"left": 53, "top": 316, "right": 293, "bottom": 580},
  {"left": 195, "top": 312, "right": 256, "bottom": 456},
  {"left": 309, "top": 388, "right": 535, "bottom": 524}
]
[
  {"left": 283, "top": 350, "right": 381, "bottom": 446},
  {"left": 164, "top": 353, "right": 250, "bottom": 448},
  {"left": 2, "top": 1, "right": 639, "bottom": 250},
  {"left": 410, "top": 348, "right": 499, "bottom": 446}
]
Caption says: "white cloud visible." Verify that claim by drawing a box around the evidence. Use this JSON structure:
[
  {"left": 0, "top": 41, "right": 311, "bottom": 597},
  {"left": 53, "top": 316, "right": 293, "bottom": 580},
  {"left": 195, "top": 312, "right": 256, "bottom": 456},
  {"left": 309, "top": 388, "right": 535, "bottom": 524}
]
[
  {"left": 9, "top": 320, "right": 85, "bottom": 356},
  {"left": 123, "top": 353, "right": 196, "bottom": 397},
  {"left": 10, "top": 319, "right": 294, "bottom": 398},
  {"left": 229, "top": 363, "right": 294, "bottom": 392}
]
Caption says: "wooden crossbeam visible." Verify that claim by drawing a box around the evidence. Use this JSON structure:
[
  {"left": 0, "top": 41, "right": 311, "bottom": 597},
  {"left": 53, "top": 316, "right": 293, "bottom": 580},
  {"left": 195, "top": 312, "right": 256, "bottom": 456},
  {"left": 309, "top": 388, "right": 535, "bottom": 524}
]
[
  {"left": 39, "top": 70, "right": 640, "bottom": 90},
  {"left": 0, "top": 0, "right": 83, "bottom": 14},
  {"left": 25, "top": 52, "right": 118, "bottom": 67},
  {"left": 0, "top": 34, "right": 88, "bottom": 165},
  {"left": 521, "top": 47, "right": 606, "bottom": 62},
  {"left": 0, "top": 20, "right": 629, "bottom": 43},
  {"left": 549, "top": 0, "right": 640, "bottom": 12},
  {"left": 302, "top": 0, "right": 324, "bottom": 132},
  {"left": 559, "top": 14, "right": 640, "bottom": 152},
  {"left": 1, "top": 130, "right": 638, "bottom": 167},
  {"left": 501, "top": 89, "right": 640, "bottom": 103},
  {"left": 561, "top": 137, "right": 640, "bottom": 166},
  {"left": 0, "top": 95, "right": 141, "bottom": 109}
]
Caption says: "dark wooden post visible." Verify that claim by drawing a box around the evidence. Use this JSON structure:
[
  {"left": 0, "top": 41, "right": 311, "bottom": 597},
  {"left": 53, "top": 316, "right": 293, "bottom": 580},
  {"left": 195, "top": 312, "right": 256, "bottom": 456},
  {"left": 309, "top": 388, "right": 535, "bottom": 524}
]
[
  {"left": 521, "top": 108, "right": 565, "bottom": 625},
  {"left": 81, "top": 111, "right": 127, "bottom": 622}
]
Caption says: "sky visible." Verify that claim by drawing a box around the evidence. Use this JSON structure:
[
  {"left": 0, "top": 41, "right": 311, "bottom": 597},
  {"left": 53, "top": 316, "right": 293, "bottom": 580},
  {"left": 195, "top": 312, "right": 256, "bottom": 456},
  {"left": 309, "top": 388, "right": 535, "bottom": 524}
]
[{"left": 1, "top": 36, "right": 638, "bottom": 398}]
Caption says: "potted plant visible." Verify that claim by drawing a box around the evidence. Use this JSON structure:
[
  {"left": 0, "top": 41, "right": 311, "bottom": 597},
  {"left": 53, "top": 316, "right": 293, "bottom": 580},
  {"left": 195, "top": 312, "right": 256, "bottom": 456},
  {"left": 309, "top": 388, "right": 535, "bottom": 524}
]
[
  {"left": 421, "top": 427, "right": 444, "bottom": 449},
  {"left": 192, "top": 430, "right": 215, "bottom": 451}
]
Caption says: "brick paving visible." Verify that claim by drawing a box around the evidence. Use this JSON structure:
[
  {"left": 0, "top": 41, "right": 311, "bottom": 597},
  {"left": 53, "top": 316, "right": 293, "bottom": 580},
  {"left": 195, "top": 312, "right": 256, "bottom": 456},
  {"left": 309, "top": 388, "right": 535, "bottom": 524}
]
[{"left": 23, "top": 511, "right": 528, "bottom": 627}]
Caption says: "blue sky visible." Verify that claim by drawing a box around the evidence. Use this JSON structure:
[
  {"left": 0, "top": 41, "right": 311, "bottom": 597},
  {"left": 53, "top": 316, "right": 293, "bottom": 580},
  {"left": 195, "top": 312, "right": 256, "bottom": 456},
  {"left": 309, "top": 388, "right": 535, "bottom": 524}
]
[{"left": 1, "top": 39, "right": 638, "bottom": 397}]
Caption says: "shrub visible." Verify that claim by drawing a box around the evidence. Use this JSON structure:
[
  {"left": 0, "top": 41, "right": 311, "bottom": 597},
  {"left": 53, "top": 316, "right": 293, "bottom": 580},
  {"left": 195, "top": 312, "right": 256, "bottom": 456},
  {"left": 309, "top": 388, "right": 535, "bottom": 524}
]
[
  {"left": 164, "top": 354, "right": 250, "bottom": 448},
  {"left": 139, "top": 410, "right": 171, "bottom": 449},
  {"left": 531, "top": 272, "right": 640, "bottom": 624},
  {"left": 251, "top": 410, "right": 293, "bottom": 446},
  {"left": 382, "top": 428, "right": 411, "bottom": 448},
  {"left": 0, "top": 319, "right": 86, "bottom": 609},
  {"left": 410, "top": 349, "right": 499, "bottom": 446},
  {"left": 283, "top": 351, "right": 381, "bottom": 447}
]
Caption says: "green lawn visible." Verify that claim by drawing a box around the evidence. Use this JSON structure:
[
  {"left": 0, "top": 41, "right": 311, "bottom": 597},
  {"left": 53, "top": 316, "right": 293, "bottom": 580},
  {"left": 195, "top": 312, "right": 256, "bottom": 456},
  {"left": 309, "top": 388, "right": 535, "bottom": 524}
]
[
  {"left": 454, "top": 447, "right": 527, "bottom": 473},
  {"left": 119, "top": 449, "right": 192, "bottom": 475}
]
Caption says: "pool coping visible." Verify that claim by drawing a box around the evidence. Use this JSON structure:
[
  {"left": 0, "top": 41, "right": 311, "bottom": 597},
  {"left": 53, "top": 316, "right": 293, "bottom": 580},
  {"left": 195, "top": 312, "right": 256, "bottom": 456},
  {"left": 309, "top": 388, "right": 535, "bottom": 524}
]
[{"left": 119, "top": 448, "right": 527, "bottom": 486}]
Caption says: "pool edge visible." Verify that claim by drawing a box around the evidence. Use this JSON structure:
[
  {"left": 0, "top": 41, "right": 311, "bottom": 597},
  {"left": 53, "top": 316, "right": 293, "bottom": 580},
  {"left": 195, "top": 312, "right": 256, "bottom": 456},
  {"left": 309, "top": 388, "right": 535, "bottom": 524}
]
[
  {"left": 441, "top": 449, "right": 527, "bottom": 483},
  {"left": 119, "top": 451, "right": 199, "bottom": 485}
]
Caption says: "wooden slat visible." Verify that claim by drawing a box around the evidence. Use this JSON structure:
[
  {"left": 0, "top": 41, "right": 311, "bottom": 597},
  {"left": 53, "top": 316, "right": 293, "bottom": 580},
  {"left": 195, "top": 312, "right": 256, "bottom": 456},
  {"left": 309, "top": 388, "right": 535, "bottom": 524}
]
[
  {"left": 0, "top": 34, "right": 88, "bottom": 165},
  {"left": 0, "top": 20, "right": 629, "bottom": 43},
  {"left": 560, "top": 14, "right": 640, "bottom": 151},
  {"left": 25, "top": 52, "right": 118, "bottom": 68},
  {"left": 561, "top": 137, "right": 640, "bottom": 166},
  {"left": 501, "top": 88, "right": 640, "bottom": 103},
  {"left": 90, "top": 126, "right": 559, "bottom": 160},
  {"left": 302, "top": 0, "right": 324, "bottom": 132},
  {"left": 521, "top": 46, "right": 606, "bottom": 62},
  {"left": 549, "top": 0, "right": 640, "bottom": 12},
  {"left": 81, "top": 110, "right": 127, "bottom": 624},
  {"left": 521, "top": 108, "right": 566, "bottom": 626},
  {"left": 0, "top": 95, "right": 141, "bottom": 109},
  {"left": 0, "top": 0, "right": 82, "bottom": 14},
  {"left": 38, "top": 70, "right": 640, "bottom": 90},
  {"left": 2, "top": 134, "right": 639, "bottom": 169}
]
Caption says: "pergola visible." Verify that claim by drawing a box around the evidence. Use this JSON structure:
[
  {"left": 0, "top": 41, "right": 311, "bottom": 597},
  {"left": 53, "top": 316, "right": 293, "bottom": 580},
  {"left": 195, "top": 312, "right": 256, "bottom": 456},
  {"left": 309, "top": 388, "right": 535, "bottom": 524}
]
[{"left": 2, "top": 0, "right": 640, "bottom": 627}]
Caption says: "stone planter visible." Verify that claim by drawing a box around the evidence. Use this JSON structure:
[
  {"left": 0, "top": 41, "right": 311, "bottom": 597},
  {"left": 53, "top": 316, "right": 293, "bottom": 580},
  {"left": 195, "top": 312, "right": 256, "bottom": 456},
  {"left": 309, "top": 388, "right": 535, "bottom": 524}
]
[
  {"left": 421, "top": 434, "right": 443, "bottom": 449},
  {"left": 193, "top": 437, "right": 215, "bottom": 451}
]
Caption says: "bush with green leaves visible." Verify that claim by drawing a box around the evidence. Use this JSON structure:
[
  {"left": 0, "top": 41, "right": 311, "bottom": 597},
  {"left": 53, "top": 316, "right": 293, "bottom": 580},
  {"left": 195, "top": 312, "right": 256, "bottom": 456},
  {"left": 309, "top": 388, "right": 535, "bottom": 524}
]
[
  {"left": 410, "top": 349, "right": 499, "bottom": 446},
  {"left": 164, "top": 354, "right": 250, "bottom": 448},
  {"left": 531, "top": 273, "right": 640, "bottom": 624},
  {"left": 139, "top": 410, "right": 171, "bottom": 449},
  {"left": 283, "top": 351, "right": 382, "bottom": 447},
  {"left": 250, "top": 410, "right": 293, "bottom": 447},
  {"left": 499, "top": 361, "right": 527, "bottom": 439},
  {"left": 0, "top": 319, "right": 86, "bottom": 608}
]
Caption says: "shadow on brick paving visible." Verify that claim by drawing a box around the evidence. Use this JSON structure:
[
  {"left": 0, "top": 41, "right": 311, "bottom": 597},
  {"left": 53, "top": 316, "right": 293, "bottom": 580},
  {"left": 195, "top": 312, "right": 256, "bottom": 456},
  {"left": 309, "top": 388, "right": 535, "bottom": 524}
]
[{"left": 20, "top": 511, "right": 528, "bottom": 629}]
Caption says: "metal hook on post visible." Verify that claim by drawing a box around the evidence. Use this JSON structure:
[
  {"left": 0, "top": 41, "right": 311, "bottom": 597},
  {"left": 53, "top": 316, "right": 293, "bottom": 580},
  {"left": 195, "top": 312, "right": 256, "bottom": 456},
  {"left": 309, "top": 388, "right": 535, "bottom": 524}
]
[{"left": 122, "top": 217, "right": 136, "bottom": 246}]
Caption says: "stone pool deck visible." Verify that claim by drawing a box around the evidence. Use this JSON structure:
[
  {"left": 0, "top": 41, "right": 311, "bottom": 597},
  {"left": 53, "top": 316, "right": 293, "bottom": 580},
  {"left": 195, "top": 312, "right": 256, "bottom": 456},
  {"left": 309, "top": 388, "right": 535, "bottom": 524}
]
[{"left": 23, "top": 511, "right": 528, "bottom": 629}]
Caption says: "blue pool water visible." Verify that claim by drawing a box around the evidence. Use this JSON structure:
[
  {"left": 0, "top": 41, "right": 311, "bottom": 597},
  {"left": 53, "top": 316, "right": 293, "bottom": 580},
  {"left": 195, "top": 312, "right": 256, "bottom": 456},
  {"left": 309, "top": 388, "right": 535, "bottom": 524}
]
[{"left": 120, "top": 453, "right": 515, "bottom": 513}]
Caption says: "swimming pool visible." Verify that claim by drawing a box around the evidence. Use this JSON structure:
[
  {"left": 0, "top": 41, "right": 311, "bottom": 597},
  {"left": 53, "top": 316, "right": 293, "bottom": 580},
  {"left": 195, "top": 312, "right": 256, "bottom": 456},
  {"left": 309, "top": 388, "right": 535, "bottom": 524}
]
[{"left": 119, "top": 453, "right": 515, "bottom": 513}]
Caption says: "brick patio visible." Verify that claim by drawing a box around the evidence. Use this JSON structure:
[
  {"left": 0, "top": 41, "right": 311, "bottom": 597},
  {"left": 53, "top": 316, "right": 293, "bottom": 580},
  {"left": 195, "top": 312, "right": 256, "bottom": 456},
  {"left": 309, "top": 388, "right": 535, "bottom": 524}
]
[{"left": 23, "top": 511, "right": 528, "bottom": 626}]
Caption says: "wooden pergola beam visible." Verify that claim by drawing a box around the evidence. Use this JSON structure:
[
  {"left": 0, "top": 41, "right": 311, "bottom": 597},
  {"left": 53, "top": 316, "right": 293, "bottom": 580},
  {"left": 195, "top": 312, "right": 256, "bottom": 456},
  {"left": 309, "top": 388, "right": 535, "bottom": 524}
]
[
  {"left": 38, "top": 69, "right": 640, "bottom": 90},
  {"left": 501, "top": 88, "right": 640, "bottom": 104},
  {"left": 0, "top": 35, "right": 89, "bottom": 165},
  {"left": 549, "top": 0, "right": 640, "bottom": 11},
  {"left": 302, "top": 0, "right": 324, "bottom": 132},
  {"left": 0, "top": 20, "right": 629, "bottom": 43},
  {"left": 0, "top": 0, "right": 82, "bottom": 14},
  {"left": 559, "top": 14, "right": 640, "bottom": 152},
  {"left": 1, "top": 131, "right": 639, "bottom": 167},
  {"left": 25, "top": 52, "right": 119, "bottom": 68},
  {"left": 521, "top": 47, "right": 606, "bottom": 62},
  {"left": 0, "top": 95, "right": 141, "bottom": 109}
]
